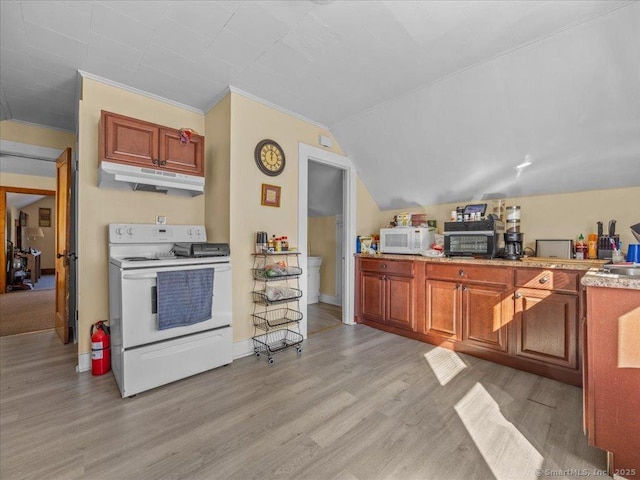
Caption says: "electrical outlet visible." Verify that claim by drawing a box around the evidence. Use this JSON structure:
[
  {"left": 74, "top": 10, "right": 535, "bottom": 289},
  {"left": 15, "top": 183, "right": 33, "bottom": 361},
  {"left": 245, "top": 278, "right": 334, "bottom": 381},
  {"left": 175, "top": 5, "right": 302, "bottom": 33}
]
[{"left": 156, "top": 216, "right": 166, "bottom": 225}]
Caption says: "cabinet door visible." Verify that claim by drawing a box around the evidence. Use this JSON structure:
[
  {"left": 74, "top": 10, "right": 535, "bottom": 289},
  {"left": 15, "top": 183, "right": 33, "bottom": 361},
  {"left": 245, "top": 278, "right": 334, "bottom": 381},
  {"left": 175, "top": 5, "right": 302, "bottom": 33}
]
[
  {"left": 360, "top": 272, "right": 385, "bottom": 323},
  {"left": 515, "top": 288, "right": 578, "bottom": 369},
  {"left": 424, "top": 280, "right": 461, "bottom": 340},
  {"left": 101, "top": 112, "right": 159, "bottom": 167},
  {"left": 159, "top": 128, "right": 204, "bottom": 176},
  {"left": 385, "top": 275, "right": 416, "bottom": 331},
  {"left": 463, "top": 284, "right": 510, "bottom": 352}
]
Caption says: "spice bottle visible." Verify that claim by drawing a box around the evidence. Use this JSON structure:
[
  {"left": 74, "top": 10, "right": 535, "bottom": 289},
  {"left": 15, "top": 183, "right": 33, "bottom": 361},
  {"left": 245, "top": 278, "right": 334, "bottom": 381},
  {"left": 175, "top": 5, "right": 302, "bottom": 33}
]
[
  {"left": 575, "top": 234, "right": 587, "bottom": 260},
  {"left": 587, "top": 233, "right": 598, "bottom": 259}
]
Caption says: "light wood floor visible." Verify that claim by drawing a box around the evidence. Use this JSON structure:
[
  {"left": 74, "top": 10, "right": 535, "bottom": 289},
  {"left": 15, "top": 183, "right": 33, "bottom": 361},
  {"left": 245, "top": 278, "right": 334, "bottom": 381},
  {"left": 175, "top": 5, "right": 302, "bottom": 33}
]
[
  {"left": 0, "top": 325, "right": 605, "bottom": 480},
  {"left": 307, "top": 302, "right": 343, "bottom": 335}
]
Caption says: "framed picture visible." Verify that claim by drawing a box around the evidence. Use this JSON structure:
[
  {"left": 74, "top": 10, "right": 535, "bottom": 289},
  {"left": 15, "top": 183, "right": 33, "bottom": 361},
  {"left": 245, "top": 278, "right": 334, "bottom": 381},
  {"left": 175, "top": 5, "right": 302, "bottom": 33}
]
[
  {"left": 261, "top": 183, "right": 281, "bottom": 207},
  {"left": 39, "top": 208, "right": 51, "bottom": 227}
]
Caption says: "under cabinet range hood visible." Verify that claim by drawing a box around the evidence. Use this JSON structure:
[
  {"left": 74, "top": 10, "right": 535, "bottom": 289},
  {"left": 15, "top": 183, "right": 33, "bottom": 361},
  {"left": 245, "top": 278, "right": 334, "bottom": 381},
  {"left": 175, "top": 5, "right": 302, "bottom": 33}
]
[{"left": 98, "top": 161, "right": 204, "bottom": 197}]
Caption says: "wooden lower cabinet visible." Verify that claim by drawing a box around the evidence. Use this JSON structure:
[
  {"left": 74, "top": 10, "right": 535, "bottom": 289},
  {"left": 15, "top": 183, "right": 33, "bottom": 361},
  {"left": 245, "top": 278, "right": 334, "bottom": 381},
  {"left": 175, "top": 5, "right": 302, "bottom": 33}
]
[
  {"left": 424, "top": 279, "right": 461, "bottom": 340},
  {"left": 357, "top": 259, "right": 416, "bottom": 332},
  {"left": 514, "top": 288, "right": 578, "bottom": 369},
  {"left": 424, "top": 279, "right": 509, "bottom": 351},
  {"left": 585, "top": 287, "right": 640, "bottom": 478},
  {"left": 356, "top": 257, "right": 584, "bottom": 386},
  {"left": 463, "top": 283, "right": 510, "bottom": 353}
]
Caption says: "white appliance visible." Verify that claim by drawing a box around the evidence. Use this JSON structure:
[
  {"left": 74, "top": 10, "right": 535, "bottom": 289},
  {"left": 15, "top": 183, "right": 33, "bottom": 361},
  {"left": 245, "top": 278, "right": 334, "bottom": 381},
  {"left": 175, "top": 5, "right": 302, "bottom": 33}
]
[
  {"left": 380, "top": 227, "right": 435, "bottom": 254},
  {"left": 108, "top": 224, "right": 232, "bottom": 397},
  {"left": 99, "top": 161, "right": 205, "bottom": 196}
]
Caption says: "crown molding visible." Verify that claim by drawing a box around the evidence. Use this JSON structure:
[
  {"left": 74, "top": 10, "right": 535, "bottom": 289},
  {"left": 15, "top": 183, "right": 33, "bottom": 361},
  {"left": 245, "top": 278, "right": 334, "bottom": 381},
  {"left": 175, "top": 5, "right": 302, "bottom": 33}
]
[
  {"left": 77, "top": 71, "right": 205, "bottom": 115},
  {"left": 222, "top": 86, "right": 329, "bottom": 131}
]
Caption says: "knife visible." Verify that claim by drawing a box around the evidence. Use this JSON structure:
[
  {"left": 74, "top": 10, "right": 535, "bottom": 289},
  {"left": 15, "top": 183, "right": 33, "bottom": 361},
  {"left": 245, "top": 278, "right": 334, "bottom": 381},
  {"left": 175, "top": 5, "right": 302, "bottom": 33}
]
[
  {"left": 608, "top": 220, "right": 616, "bottom": 237},
  {"left": 597, "top": 221, "right": 603, "bottom": 238}
]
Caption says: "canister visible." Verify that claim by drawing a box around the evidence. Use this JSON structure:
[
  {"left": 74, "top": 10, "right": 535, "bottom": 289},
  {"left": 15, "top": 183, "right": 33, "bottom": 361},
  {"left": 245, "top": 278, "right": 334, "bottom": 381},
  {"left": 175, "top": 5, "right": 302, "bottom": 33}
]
[
  {"left": 506, "top": 206, "right": 521, "bottom": 232},
  {"left": 587, "top": 234, "right": 598, "bottom": 259}
]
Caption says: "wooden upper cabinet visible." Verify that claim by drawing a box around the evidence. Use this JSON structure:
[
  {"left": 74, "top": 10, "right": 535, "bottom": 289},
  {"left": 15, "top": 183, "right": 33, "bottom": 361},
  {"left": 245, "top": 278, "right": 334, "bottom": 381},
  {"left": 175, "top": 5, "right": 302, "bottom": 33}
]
[
  {"left": 159, "top": 128, "right": 204, "bottom": 176},
  {"left": 100, "top": 111, "right": 204, "bottom": 177},
  {"left": 101, "top": 111, "right": 158, "bottom": 167}
]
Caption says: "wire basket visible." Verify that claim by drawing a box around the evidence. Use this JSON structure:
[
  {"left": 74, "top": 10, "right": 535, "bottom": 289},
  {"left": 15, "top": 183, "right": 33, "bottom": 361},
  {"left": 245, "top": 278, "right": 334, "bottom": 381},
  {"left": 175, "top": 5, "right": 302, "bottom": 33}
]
[
  {"left": 253, "top": 329, "right": 303, "bottom": 356},
  {"left": 252, "top": 308, "right": 303, "bottom": 330},
  {"left": 252, "top": 288, "right": 302, "bottom": 306},
  {"left": 252, "top": 266, "right": 302, "bottom": 281}
]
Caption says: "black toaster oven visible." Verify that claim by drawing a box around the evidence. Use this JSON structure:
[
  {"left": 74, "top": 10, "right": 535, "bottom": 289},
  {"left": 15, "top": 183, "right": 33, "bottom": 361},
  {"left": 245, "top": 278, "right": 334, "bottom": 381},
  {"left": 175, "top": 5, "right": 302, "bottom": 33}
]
[{"left": 444, "top": 218, "right": 505, "bottom": 258}]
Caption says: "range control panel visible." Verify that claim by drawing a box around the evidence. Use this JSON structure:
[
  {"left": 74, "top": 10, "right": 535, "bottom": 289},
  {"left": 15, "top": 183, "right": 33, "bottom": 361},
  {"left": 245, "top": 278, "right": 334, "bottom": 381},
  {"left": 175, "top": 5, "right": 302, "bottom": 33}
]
[{"left": 109, "top": 224, "right": 206, "bottom": 244}]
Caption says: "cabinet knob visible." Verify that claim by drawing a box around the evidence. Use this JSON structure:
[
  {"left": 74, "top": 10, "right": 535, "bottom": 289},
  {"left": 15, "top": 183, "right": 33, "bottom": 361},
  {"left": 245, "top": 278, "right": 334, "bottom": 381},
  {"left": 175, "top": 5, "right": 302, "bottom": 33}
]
[
  {"left": 380, "top": 264, "right": 387, "bottom": 269},
  {"left": 462, "top": 285, "right": 468, "bottom": 291},
  {"left": 160, "top": 160, "right": 167, "bottom": 166},
  {"left": 514, "top": 292, "right": 522, "bottom": 299},
  {"left": 152, "top": 159, "right": 159, "bottom": 166},
  {"left": 458, "top": 269, "right": 465, "bottom": 277},
  {"left": 539, "top": 277, "right": 549, "bottom": 284}
]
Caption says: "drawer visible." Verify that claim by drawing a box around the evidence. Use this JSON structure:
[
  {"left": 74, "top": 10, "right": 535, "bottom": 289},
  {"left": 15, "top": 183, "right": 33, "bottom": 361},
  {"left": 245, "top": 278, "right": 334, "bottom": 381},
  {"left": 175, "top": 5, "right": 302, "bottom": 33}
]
[
  {"left": 360, "top": 258, "right": 414, "bottom": 277},
  {"left": 426, "top": 263, "right": 509, "bottom": 285},
  {"left": 515, "top": 268, "right": 580, "bottom": 293}
]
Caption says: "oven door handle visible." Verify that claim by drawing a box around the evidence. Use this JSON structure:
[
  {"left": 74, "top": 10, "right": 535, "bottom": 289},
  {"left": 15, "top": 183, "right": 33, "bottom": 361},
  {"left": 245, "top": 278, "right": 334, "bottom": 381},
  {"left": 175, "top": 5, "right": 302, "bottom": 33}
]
[
  {"left": 123, "top": 273, "right": 158, "bottom": 280},
  {"left": 122, "top": 265, "right": 231, "bottom": 280}
]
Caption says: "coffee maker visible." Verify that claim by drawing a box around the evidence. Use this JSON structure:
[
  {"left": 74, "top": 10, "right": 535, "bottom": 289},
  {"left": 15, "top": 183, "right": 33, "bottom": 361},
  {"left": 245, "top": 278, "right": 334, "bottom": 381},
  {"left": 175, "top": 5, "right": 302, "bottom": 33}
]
[{"left": 503, "top": 232, "right": 524, "bottom": 260}]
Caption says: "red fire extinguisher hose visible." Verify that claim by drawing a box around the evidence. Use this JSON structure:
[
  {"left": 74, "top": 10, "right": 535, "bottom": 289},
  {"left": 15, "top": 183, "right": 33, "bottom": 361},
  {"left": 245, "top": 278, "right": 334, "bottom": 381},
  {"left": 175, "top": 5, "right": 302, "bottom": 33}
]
[{"left": 91, "top": 321, "right": 111, "bottom": 376}]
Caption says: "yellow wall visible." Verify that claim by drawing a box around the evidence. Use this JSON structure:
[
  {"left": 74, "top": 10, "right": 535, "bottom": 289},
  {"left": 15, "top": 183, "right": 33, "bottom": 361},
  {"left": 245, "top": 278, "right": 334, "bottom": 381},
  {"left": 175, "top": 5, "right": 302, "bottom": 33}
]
[
  {"left": 381, "top": 186, "right": 640, "bottom": 255},
  {"left": 21, "top": 196, "right": 56, "bottom": 269},
  {"left": 77, "top": 77, "right": 206, "bottom": 354},
  {"left": 204, "top": 93, "right": 231, "bottom": 243},
  {"left": 356, "top": 176, "right": 381, "bottom": 236},
  {"left": 0, "top": 173, "right": 56, "bottom": 191},
  {"left": 0, "top": 120, "right": 75, "bottom": 149},
  {"left": 308, "top": 216, "right": 337, "bottom": 297},
  {"left": 227, "top": 93, "right": 342, "bottom": 341}
]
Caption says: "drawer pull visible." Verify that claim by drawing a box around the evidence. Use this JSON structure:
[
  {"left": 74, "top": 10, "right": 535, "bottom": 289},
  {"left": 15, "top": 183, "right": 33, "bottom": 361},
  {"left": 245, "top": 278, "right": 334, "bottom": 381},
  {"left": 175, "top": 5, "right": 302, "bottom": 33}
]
[
  {"left": 381, "top": 264, "right": 387, "bottom": 269},
  {"left": 458, "top": 269, "right": 465, "bottom": 277},
  {"left": 539, "top": 277, "right": 549, "bottom": 284}
]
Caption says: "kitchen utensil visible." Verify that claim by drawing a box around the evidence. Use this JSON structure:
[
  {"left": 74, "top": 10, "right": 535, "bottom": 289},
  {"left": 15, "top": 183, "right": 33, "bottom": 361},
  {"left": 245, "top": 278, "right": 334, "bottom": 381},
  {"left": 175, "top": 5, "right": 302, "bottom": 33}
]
[
  {"left": 627, "top": 244, "right": 640, "bottom": 263},
  {"left": 631, "top": 223, "right": 640, "bottom": 243},
  {"left": 597, "top": 221, "right": 603, "bottom": 238},
  {"left": 608, "top": 219, "right": 616, "bottom": 237}
]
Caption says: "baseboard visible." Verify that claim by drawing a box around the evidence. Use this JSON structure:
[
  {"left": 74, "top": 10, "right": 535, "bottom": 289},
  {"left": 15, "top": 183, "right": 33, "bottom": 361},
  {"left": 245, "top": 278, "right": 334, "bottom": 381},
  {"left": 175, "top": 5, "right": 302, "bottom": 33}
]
[
  {"left": 77, "top": 352, "right": 91, "bottom": 372},
  {"left": 319, "top": 294, "right": 341, "bottom": 306},
  {"left": 77, "top": 338, "right": 258, "bottom": 373},
  {"left": 233, "top": 338, "right": 255, "bottom": 359}
]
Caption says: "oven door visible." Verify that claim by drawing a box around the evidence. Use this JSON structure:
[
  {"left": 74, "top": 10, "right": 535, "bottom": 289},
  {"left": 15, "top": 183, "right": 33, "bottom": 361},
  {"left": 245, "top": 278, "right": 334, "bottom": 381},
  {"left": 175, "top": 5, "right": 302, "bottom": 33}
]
[{"left": 119, "top": 262, "right": 232, "bottom": 348}]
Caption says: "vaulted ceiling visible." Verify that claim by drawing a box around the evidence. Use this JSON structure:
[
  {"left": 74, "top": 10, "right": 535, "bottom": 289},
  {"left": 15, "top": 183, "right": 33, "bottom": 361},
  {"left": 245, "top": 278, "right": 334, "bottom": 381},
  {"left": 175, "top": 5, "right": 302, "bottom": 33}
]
[{"left": 1, "top": 1, "right": 638, "bottom": 208}]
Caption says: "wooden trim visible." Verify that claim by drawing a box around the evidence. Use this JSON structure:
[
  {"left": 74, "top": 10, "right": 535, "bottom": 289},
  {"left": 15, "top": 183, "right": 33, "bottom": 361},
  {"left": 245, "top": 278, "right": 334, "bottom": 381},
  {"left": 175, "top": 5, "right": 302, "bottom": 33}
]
[{"left": 0, "top": 186, "right": 56, "bottom": 294}]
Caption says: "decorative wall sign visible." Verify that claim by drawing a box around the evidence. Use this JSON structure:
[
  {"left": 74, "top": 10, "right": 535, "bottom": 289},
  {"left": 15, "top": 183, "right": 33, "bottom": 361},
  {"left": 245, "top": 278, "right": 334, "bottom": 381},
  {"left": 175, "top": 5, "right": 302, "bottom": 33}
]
[
  {"left": 39, "top": 208, "right": 51, "bottom": 227},
  {"left": 261, "top": 183, "right": 281, "bottom": 207}
]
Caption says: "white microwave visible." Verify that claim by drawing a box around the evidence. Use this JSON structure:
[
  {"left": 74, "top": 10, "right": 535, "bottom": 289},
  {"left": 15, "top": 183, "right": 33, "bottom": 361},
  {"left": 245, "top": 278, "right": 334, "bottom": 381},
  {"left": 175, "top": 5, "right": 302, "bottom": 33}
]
[{"left": 380, "top": 227, "right": 435, "bottom": 254}]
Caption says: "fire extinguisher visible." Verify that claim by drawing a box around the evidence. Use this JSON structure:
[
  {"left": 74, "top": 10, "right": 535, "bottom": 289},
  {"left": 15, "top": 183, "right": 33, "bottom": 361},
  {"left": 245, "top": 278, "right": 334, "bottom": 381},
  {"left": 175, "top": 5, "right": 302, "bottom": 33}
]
[{"left": 91, "top": 321, "right": 111, "bottom": 376}]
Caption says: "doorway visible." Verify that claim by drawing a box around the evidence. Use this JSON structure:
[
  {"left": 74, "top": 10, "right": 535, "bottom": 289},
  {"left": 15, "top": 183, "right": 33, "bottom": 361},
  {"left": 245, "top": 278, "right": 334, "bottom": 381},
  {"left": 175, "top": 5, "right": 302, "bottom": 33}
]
[
  {"left": 1, "top": 188, "right": 56, "bottom": 336},
  {"left": 307, "top": 161, "right": 345, "bottom": 334},
  {"left": 298, "top": 143, "right": 356, "bottom": 338}
]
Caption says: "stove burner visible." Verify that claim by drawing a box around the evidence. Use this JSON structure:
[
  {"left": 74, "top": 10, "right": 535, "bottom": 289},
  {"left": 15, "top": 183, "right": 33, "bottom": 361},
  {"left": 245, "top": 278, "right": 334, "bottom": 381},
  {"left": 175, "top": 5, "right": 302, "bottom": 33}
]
[{"left": 122, "top": 256, "right": 160, "bottom": 262}]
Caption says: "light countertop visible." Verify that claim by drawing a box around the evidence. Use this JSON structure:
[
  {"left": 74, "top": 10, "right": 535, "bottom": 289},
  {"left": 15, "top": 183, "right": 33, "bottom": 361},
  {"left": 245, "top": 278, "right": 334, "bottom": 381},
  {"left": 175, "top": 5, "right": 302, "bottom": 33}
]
[
  {"left": 357, "top": 253, "right": 608, "bottom": 271},
  {"left": 357, "top": 253, "right": 640, "bottom": 290}
]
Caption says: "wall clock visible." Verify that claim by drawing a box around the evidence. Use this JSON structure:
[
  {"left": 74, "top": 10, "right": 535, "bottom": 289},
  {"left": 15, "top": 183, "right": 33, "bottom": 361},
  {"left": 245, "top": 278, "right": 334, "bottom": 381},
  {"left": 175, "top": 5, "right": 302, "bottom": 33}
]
[{"left": 254, "top": 139, "right": 285, "bottom": 176}]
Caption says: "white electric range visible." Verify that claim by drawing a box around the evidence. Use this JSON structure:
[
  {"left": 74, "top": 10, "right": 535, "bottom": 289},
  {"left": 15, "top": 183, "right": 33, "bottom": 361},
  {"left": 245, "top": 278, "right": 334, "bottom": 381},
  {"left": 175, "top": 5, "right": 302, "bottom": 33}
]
[{"left": 108, "top": 224, "right": 232, "bottom": 397}]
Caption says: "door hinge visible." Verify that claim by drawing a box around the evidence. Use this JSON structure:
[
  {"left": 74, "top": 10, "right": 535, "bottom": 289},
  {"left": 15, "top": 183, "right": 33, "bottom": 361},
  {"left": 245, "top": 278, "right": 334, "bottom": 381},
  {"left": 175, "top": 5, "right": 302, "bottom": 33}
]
[{"left": 75, "top": 160, "right": 79, "bottom": 171}]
